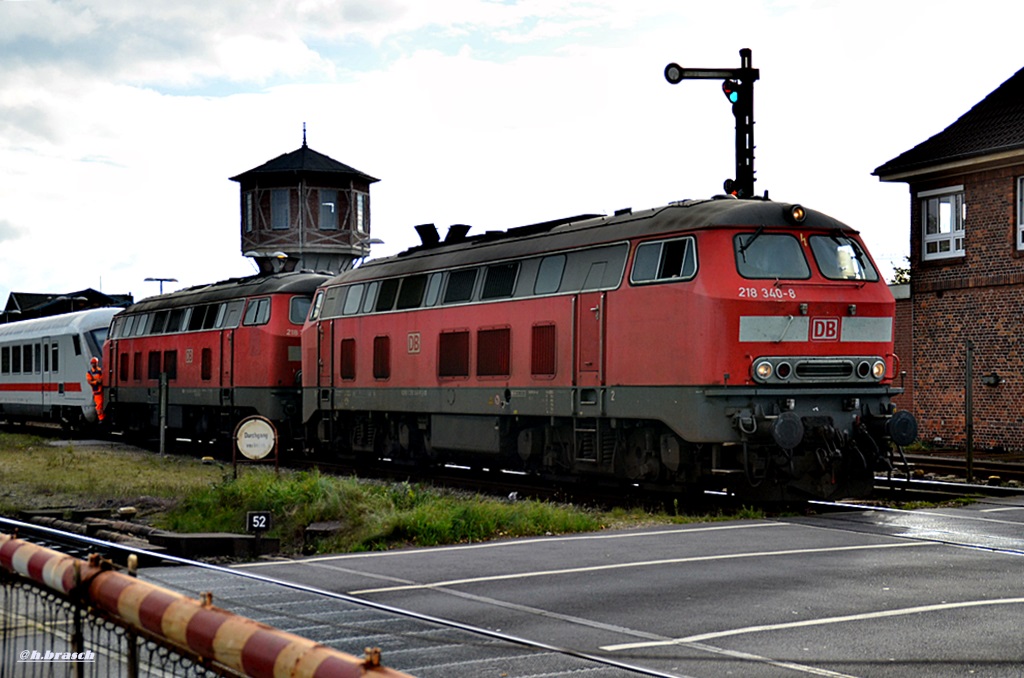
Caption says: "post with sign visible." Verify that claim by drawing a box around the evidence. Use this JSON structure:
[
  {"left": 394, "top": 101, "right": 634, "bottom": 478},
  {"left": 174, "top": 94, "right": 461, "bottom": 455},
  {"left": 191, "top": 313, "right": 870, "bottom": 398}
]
[{"left": 233, "top": 415, "right": 279, "bottom": 478}]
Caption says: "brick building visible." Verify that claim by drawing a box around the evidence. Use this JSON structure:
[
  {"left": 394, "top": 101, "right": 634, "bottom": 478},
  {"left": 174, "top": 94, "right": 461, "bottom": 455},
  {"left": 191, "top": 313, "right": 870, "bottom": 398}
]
[{"left": 874, "top": 65, "right": 1024, "bottom": 451}]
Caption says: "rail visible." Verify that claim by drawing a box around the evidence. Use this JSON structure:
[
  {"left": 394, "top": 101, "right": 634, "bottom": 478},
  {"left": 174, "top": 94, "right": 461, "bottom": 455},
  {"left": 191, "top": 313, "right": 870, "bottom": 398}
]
[{"left": 0, "top": 533, "right": 412, "bottom": 677}]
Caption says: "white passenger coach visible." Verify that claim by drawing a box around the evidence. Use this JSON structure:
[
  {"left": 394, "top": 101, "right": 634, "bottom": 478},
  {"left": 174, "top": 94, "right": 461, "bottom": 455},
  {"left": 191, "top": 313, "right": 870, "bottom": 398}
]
[{"left": 0, "top": 308, "right": 120, "bottom": 428}]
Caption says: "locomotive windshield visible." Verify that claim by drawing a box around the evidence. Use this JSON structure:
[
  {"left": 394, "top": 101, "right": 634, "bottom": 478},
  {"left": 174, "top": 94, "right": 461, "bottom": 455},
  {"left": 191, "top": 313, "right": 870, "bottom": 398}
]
[
  {"left": 809, "top": 235, "right": 880, "bottom": 282},
  {"left": 734, "top": 233, "right": 810, "bottom": 280}
]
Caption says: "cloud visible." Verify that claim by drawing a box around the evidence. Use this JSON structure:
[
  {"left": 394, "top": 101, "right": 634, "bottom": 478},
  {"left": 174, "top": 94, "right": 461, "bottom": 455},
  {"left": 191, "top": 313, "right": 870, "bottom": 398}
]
[{"left": 0, "top": 219, "right": 25, "bottom": 243}]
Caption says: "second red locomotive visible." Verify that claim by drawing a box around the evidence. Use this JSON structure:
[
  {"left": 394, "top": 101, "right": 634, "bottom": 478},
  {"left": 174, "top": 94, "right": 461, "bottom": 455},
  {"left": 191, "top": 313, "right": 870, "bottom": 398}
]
[
  {"left": 104, "top": 272, "right": 330, "bottom": 445},
  {"left": 301, "top": 196, "right": 916, "bottom": 501}
]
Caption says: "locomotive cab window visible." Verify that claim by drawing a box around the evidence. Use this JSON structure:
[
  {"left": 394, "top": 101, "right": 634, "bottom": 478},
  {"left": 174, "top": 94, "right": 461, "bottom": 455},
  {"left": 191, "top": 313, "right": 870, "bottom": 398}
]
[
  {"left": 631, "top": 237, "right": 697, "bottom": 284},
  {"left": 734, "top": 232, "right": 810, "bottom": 280},
  {"left": 290, "top": 296, "right": 313, "bottom": 324},
  {"left": 809, "top": 235, "right": 879, "bottom": 282}
]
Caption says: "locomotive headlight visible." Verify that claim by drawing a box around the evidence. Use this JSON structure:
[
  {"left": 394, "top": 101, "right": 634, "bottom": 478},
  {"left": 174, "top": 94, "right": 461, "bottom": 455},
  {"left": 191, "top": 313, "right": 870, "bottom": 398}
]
[
  {"left": 754, "top": 360, "right": 773, "bottom": 381},
  {"left": 872, "top": 359, "right": 887, "bottom": 380}
]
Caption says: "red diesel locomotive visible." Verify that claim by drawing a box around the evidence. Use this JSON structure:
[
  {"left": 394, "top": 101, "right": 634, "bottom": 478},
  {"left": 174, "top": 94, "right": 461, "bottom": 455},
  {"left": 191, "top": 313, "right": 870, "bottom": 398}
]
[
  {"left": 105, "top": 272, "right": 330, "bottom": 444},
  {"left": 302, "top": 196, "right": 916, "bottom": 501}
]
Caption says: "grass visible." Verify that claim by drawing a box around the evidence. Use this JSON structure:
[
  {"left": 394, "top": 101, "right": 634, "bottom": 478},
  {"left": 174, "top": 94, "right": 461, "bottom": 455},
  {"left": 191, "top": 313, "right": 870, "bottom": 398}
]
[{"left": 0, "top": 431, "right": 767, "bottom": 556}]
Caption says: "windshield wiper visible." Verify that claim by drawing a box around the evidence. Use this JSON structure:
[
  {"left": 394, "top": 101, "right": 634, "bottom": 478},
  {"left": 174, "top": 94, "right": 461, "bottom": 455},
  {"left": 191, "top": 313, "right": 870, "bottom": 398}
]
[{"left": 737, "top": 226, "right": 764, "bottom": 262}]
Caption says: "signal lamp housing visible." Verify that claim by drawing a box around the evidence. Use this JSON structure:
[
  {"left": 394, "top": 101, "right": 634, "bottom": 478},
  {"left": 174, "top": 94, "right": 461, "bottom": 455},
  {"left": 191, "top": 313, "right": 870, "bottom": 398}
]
[{"left": 784, "top": 204, "right": 807, "bottom": 224}]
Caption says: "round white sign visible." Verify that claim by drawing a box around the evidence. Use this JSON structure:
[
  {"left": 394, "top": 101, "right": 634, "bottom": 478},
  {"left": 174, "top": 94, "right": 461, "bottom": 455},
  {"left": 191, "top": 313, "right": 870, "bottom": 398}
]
[{"left": 235, "top": 417, "right": 276, "bottom": 460}]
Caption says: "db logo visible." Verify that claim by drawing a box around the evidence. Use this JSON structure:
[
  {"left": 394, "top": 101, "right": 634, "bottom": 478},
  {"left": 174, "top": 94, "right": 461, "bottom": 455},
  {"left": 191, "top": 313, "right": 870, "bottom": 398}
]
[{"left": 811, "top": 318, "right": 840, "bottom": 342}]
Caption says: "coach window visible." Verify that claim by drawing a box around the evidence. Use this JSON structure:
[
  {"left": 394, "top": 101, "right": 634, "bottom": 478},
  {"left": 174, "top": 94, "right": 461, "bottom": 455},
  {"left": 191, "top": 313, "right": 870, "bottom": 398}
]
[
  {"left": 51, "top": 344, "right": 58, "bottom": 373},
  {"left": 631, "top": 237, "right": 697, "bottom": 284},
  {"left": 343, "top": 284, "right": 365, "bottom": 316},
  {"left": 734, "top": 233, "right": 810, "bottom": 280},
  {"left": 1, "top": 346, "right": 8, "bottom": 374},
  {"left": 243, "top": 297, "right": 271, "bottom": 326},
  {"left": 920, "top": 186, "right": 965, "bottom": 260},
  {"left": 443, "top": 269, "right": 477, "bottom": 304},
  {"left": 11, "top": 346, "right": 21, "bottom": 373},
  {"left": 535, "top": 255, "right": 566, "bottom": 294},
  {"left": 482, "top": 263, "right": 519, "bottom": 299}
]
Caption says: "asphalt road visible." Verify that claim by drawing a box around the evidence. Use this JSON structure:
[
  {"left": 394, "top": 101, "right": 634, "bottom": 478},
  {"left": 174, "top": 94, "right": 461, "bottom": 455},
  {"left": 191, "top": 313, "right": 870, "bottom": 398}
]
[{"left": 146, "top": 496, "right": 1024, "bottom": 677}]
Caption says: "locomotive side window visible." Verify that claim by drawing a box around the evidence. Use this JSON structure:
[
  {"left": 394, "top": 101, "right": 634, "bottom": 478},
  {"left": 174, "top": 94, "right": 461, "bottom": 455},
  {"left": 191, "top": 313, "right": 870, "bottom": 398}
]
[
  {"left": 360, "top": 281, "right": 380, "bottom": 314},
  {"left": 809, "top": 235, "right": 880, "bottom": 282},
  {"left": 532, "top": 323, "right": 557, "bottom": 376},
  {"left": 309, "top": 290, "right": 325, "bottom": 322},
  {"left": 477, "top": 327, "right": 511, "bottom": 377},
  {"left": 424, "top": 273, "right": 443, "bottom": 306},
  {"left": 373, "top": 336, "right": 390, "bottom": 379},
  {"left": 397, "top": 275, "right": 428, "bottom": 310},
  {"left": 201, "top": 348, "right": 213, "bottom": 381},
  {"left": 243, "top": 297, "right": 271, "bottom": 326},
  {"left": 167, "top": 308, "right": 187, "bottom": 333},
  {"left": 219, "top": 300, "right": 244, "bottom": 328},
  {"left": 163, "top": 351, "right": 178, "bottom": 380},
  {"left": 481, "top": 263, "right": 519, "bottom": 300},
  {"left": 188, "top": 306, "right": 209, "bottom": 331},
  {"left": 290, "top": 296, "right": 313, "bottom": 324},
  {"left": 443, "top": 269, "right": 477, "bottom": 304},
  {"left": 340, "top": 338, "right": 356, "bottom": 380},
  {"left": 734, "top": 233, "right": 811, "bottom": 280},
  {"left": 133, "top": 352, "right": 142, "bottom": 380},
  {"left": 343, "top": 284, "right": 364, "bottom": 316},
  {"left": 151, "top": 310, "right": 169, "bottom": 334},
  {"left": 375, "top": 278, "right": 400, "bottom": 312},
  {"left": 535, "top": 255, "right": 566, "bottom": 294},
  {"left": 438, "top": 330, "right": 470, "bottom": 378},
  {"left": 147, "top": 352, "right": 161, "bottom": 379},
  {"left": 630, "top": 237, "right": 697, "bottom": 284},
  {"left": 559, "top": 243, "right": 628, "bottom": 292}
]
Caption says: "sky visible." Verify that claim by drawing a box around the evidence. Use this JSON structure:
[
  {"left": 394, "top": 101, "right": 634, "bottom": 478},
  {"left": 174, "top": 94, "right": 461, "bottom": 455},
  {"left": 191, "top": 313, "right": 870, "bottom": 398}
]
[{"left": 1, "top": 0, "right": 1021, "bottom": 305}]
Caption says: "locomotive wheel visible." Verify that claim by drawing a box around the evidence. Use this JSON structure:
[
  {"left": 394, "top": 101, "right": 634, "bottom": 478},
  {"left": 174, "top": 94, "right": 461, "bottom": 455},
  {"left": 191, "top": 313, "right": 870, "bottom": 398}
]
[{"left": 617, "top": 429, "right": 661, "bottom": 481}]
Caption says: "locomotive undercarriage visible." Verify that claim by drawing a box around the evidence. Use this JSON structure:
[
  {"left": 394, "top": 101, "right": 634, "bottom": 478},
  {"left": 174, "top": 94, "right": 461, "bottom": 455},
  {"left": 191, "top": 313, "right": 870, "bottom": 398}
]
[{"left": 308, "top": 383, "right": 915, "bottom": 502}]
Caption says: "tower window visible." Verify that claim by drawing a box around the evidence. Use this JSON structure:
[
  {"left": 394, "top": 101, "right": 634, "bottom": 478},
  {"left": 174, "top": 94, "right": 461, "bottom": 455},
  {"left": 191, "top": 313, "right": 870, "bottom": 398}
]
[
  {"left": 271, "top": 189, "right": 290, "bottom": 230},
  {"left": 319, "top": 189, "right": 338, "bottom": 230}
]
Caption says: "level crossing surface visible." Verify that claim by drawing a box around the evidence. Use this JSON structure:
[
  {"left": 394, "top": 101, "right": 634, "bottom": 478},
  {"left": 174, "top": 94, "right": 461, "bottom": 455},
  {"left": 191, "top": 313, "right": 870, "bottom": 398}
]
[{"left": 144, "top": 497, "right": 1024, "bottom": 677}]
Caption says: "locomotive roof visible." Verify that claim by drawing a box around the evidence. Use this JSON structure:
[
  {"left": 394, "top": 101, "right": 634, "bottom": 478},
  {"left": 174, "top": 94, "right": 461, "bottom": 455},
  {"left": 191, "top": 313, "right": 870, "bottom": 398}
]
[
  {"left": 123, "top": 272, "right": 332, "bottom": 314},
  {"left": 334, "top": 197, "right": 854, "bottom": 282}
]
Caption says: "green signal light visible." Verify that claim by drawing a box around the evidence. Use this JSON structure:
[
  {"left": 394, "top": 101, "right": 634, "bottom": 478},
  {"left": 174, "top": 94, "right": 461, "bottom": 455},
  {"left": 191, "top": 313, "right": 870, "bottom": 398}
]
[{"left": 722, "top": 79, "right": 740, "bottom": 104}]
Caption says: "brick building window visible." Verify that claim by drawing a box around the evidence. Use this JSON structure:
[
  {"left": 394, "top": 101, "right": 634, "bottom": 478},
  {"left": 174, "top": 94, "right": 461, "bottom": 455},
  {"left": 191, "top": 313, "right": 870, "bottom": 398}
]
[
  {"left": 920, "top": 186, "right": 965, "bottom": 261},
  {"left": 1017, "top": 177, "right": 1024, "bottom": 250}
]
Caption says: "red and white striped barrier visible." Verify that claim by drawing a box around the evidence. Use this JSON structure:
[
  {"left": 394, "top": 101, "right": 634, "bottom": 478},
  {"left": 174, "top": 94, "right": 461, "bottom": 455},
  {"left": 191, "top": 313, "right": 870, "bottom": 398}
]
[{"left": 0, "top": 534, "right": 413, "bottom": 677}]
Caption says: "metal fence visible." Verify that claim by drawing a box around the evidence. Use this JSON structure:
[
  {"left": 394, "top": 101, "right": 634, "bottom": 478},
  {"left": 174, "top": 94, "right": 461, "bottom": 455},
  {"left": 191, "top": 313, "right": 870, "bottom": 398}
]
[{"left": 0, "top": 534, "right": 411, "bottom": 678}]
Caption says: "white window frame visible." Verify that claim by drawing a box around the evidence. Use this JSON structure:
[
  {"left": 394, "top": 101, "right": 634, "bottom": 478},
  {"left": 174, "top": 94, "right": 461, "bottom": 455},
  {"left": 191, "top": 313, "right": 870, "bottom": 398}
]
[
  {"left": 1017, "top": 176, "right": 1024, "bottom": 250},
  {"left": 919, "top": 185, "right": 965, "bottom": 261}
]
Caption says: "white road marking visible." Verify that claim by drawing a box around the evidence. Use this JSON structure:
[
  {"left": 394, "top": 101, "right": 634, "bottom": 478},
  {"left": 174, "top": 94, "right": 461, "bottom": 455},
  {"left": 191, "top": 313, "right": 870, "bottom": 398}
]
[
  {"left": 348, "top": 541, "right": 934, "bottom": 595},
  {"left": 980, "top": 506, "right": 1024, "bottom": 513},
  {"left": 601, "top": 597, "right": 1024, "bottom": 651},
  {"left": 235, "top": 521, "right": 789, "bottom": 568}
]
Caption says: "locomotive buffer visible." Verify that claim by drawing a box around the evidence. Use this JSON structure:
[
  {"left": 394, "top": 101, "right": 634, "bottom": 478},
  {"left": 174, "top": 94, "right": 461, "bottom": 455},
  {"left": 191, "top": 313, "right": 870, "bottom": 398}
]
[{"left": 664, "top": 48, "right": 759, "bottom": 198}]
